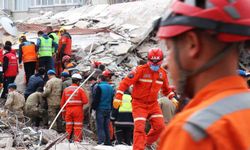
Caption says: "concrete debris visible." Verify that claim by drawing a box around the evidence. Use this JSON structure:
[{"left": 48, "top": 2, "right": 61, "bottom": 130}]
[
  {"left": 111, "top": 43, "right": 133, "bottom": 56},
  {"left": 92, "top": 145, "right": 132, "bottom": 150},
  {"left": 0, "top": 133, "right": 13, "bottom": 148}
]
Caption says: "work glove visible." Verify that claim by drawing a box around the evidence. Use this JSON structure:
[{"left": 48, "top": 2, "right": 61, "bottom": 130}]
[
  {"left": 113, "top": 99, "right": 122, "bottom": 109},
  {"left": 171, "top": 97, "right": 179, "bottom": 108}
]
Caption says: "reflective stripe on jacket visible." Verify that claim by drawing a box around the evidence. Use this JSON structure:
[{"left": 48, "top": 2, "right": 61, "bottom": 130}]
[{"left": 38, "top": 37, "right": 53, "bottom": 57}]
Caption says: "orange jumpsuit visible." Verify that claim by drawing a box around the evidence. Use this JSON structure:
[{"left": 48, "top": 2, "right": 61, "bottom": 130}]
[
  {"left": 61, "top": 84, "right": 88, "bottom": 142},
  {"left": 115, "top": 64, "right": 174, "bottom": 150},
  {"left": 158, "top": 76, "right": 250, "bottom": 150}
]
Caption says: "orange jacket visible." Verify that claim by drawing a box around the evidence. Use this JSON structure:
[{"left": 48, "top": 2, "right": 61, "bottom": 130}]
[
  {"left": 115, "top": 64, "right": 174, "bottom": 103},
  {"left": 61, "top": 84, "right": 88, "bottom": 108},
  {"left": 158, "top": 76, "right": 250, "bottom": 150},
  {"left": 58, "top": 33, "right": 72, "bottom": 56},
  {"left": 21, "top": 43, "right": 37, "bottom": 63}
]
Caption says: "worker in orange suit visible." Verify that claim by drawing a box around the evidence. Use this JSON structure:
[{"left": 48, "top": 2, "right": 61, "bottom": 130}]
[
  {"left": 156, "top": 0, "right": 250, "bottom": 150},
  {"left": 61, "top": 73, "right": 88, "bottom": 142},
  {"left": 113, "top": 48, "right": 178, "bottom": 150}
]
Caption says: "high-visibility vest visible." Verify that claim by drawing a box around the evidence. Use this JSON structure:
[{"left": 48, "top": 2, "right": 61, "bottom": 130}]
[
  {"left": 4, "top": 53, "right": 18, "bottom": 77},
  {"left": 49, "top": 33, "right": 59, "bottom": 53},
  {"left": 119, "top": 94, "right": 132, "bottom": 113},
  {"left": 22, "top": 42, "right": 37, "bottom": 63},
  {"left": 38, "top": 37, "right": 53, "bottom": 57}
]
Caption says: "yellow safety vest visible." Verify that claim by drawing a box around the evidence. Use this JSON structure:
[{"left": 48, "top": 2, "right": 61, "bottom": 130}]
[{"left": 119, "top": 94, "right": 132, "bottom": 112}]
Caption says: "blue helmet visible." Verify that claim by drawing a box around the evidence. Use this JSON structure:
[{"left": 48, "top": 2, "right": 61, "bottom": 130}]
[
  {"left": 238, "top": 69, "right": 250, "bottom": 77},
  {"left": 47, "top": 69, "right": 56, "bottom": 75},
  {"left": 61, "top": 72, "right": 70, "bottom": 78},
  {"left": 8, "top": 83, "right": 17, "bottom": 89}
]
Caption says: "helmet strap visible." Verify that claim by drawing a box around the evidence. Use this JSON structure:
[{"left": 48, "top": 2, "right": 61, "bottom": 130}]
[{"left": 172, "top": 39, "right": 237, "bottom": 111}]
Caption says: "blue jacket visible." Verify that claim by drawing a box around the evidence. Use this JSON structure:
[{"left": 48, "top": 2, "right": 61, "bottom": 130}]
[
  {"left": 24, "top": 73, "right": 45, "bottom": 97},
  {"left": 92, "top": 81, "right": 114, "bottom": 110}
]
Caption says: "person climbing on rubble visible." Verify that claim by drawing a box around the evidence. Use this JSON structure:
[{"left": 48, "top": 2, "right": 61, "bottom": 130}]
[
  {"left": 61, "top": 73, "right": 88, "bottom": 142},
  {"left": 113, "top": 48, "right": 178, "bottom": 150},
  {"left": 4, "top": 83, "right": 25, "bottom": 122},
  {"left": 92, "top": 74, "right": 114, "bottom": 145},
  {"left": 1, "top": 45, "right": 18, "bottom": 99},
  {"left": 24, "top": 67, "right": 45, "bottom": 99},
  {"left": 25, "top": 87, "right": 47, "bottom": 128},
  {"left": 43, "top": 69, "right": 63, "bottom": 132},
  {"left": 156, "top": 0, "right": 250, "bottom": 149},
  {"left": 111, "top": 89, "right": 134, "bottom": 145},
  {"left": 18, "top": 34, "right": 37, "bottom": 84}
]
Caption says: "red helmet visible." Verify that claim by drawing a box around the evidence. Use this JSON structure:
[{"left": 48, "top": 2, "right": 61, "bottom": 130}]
[
  {"left": 102, "top": 70, "right": 111, "bottom": 77},
  {"left": 147, "top": 48, "right": 164, "bottom": 65},
  {"left": 157, "top": 0, "right": 250, "bottom": 42},
  {"left": 62, "top": 55, "right": 70, "bottom": 63},
  {"left": 93, "top": 61, "right": 102, "bottom": 68}
]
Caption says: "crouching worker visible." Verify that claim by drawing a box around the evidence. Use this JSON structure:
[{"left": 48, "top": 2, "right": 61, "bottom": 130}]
[
  {"left": 61, "top": 73, "right": 88, "bottom": 142},
  {"left": 4, "top": 83, "right": 25, "bottom": 122},
  {"left": 25, "top": 87, "right": 47, "bottom": 127},
  {"left": 111, "top": 89, "right": 134, "bottom": 145}
]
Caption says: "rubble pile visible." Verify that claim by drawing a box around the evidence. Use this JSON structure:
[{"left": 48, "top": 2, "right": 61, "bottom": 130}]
[{"left": 19, "top": 0, "right": 172, "bottom": 80}]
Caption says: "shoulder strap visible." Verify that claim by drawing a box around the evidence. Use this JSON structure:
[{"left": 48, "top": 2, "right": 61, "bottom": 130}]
[{"left": 183, "top": 92, "right": 250, "bottom": 142}]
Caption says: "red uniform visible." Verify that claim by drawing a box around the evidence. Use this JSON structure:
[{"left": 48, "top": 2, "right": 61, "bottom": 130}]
[
  {"left": 58, "top": 33, "right": 72, "bottom": 56},
  {"left": 61, "top": 84, "right": 88, "bottom": 142},
  {"left": 4, "top": 53, "right": 18, "bottom": 77},
  {"left": 115, "top": 64, "right": 174, "bottom": 150}
]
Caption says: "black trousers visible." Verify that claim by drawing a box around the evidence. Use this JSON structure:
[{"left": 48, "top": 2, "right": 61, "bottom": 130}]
[
  {"left": 1, "top": 76, "right": 16, "bottom": 99},
  {"left": 115, "top": 126, "right": 133, "bottom": 145},
  {"left": 24, "top": 61, "right": 36, "bottom": 84}
]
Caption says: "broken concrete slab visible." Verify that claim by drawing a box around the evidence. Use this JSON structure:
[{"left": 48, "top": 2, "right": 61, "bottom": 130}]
[
  {"left": 75, "top": 21, "right": 90, "bottom": 29},
  {"left": 0, "top": 133, "right": 13, "bottom": 148},
  {"left": 111, "top": 43, "right": 133, "bottom": 56}
]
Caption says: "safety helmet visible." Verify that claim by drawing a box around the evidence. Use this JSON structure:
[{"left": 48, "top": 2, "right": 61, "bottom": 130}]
[
  {"left": 61, "top": 72, "right": 70, "bottom": 78},
  {"left": 59, "top": 27, "right": 65, "bottom": 33},
  {"left": 8, "top": 83, "right": 17, "bottom": 89},
  {"left": 62, "top": 55, "right": 71, "bottom": 63},
  {"left": 18, "top": 34, "right": 26, "bottom": 43},
  {"left": 157, "top": 0, "right": 250, "bottom": 42},
  {"left": 238, "top": 69, "right": 250, "bottom": 77},
  {"left": 92, "top": 61, "right": 102, "bottom": 68},
  {"left": 102, "top": 70, "right": 111, "bottom": 77},
  {"left": 47, "top": 69, "right": 56, "bottom": 75},
  {"left": 72, "top": 73, "right": 82, "bottom": 80},
  {"left": 147, "top": 48, "right": 164, "bottom": 65}
]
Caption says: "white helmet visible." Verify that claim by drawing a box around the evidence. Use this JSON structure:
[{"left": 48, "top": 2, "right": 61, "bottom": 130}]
[{"left": 71, "top": 73, "right": 82, "bottom": 80}]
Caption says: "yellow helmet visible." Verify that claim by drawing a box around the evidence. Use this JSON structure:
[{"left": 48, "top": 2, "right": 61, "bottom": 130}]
[
  {"left": 59, "top": 27, "right": 65, "bottom": 32},
  {"left": 18, "top": 33, "right": 26, "bottom": 43}
]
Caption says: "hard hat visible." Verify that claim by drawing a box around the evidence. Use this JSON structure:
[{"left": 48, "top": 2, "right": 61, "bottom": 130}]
[
  {"left": 147, "top": 48, "right": 163, "bottom": 65},
  {"left": 19, "top": 33, "right": 26, "bottom": 43},
  {"left": 59, "top": 27, "right": 65, "bottom": 32},
  {"left": 157, "top": 0, "right": 250, "bottom": 42},
  {"left": 8, "top": 83, "right": 17, "bottom": 89},
  {"left": 62, "top": 55, "right": 71, "bottom": 63},
  {"left": 92, "top": 61, "right": 102, "bottom": 68},
  {"left": 102, "top": 70, "right": 111, "bottom": 77},
  {"left": 47, "top": 69, "right": 56, "bottom": 75},
  {"left": 61, "top": 72, "right": 70, "bottom": 77},
  {"left": 72, "top": 73, "right": 82, "bottom": 80}
]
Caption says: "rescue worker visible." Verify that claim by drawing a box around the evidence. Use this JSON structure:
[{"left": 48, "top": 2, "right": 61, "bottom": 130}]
[
  {"left": 43, "top": 69, "right": 63, "bottom": 132},
  {"left": 18, "top": 35, "right": 37, "bottom": 84},
  {"left": 158, "top": 97, "right": 176, "bottom": 124},
  {"left": 0, "top": 43, "right": 4, "bottom": 90},
  {"left": 4, "top": 83, "right": 25, "bottom": 121},
  {"left": 5, "top": 41, "right": 16, "bottom": 55},
  {"left": 24, "top": 67, "right": 45, "bottom": 99},
  {"left": 61, "top": 71, "right": 72, "bottom": 91},
  {"left": 57, "top": 28, "right": 72, "bottom": 76},
  {"left": 1, "top": 45, "right": 18, "bottom": 99},
  {"left": 92, "top": 74, "right": 114, "bottom": 145},
  {"left": 111, "top": 89, "right": 133, "bottom": 145},
  {"left": 62, "top": 55, "right": 76, "bottom": 73},
  {"left": 46, "top": 26, "right": 59, "bottom": 71},
  {"left": 113, "top": 48, "right": 177, "bottom": 150},
  {"left": 157, "top": 0, "right": 250, "bottom": 149},
  {"left": 25, "top": 87, "right": 47, "bottom": 127},
  {"left": 61, "top": 73, "right": 88, "bottom": 142},
  {"left": 36, "top": 31, "right": 58, "bottom": 72}
]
